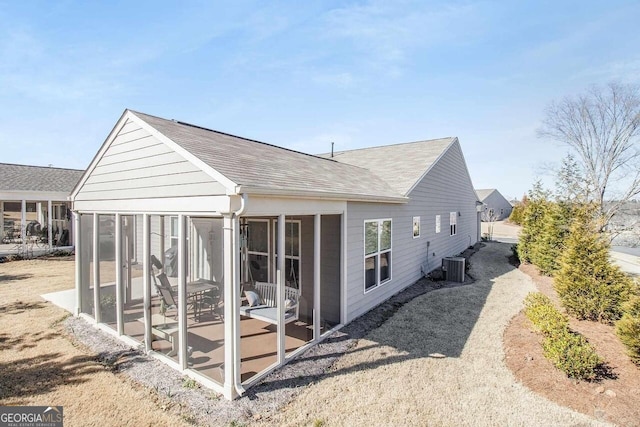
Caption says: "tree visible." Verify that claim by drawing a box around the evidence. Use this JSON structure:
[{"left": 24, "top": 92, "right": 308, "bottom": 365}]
[
  {"left": 538, "top": 82, "right": 640, "bottom": 233},
  {"left": 555, "top": 153, "right": 590, "bottom": 203},
  {"left": 531, "top": 202, "right": 574, "bottom": 276},
  {"left": 481, "top": 207, "right": 500, "bottom": 240},
  {"left": 554, "top": 205, "right": 633, "bottom": 323},
  {"left": 508, "top": 195, "right": 528, "bottom": 225},
  {"left": 517, "top": 182, "right": 551, "bottom": 263}
]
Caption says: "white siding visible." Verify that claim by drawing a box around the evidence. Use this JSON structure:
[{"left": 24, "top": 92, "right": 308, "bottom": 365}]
[
  {"left": 75, "top": 119, "right": 226, "bottom": 202},
  {"left": 345, "top": 141, "right": 479, "bottom": 322}
]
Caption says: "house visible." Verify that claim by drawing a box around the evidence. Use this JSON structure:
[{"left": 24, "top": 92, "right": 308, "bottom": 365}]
[
  {"left": 476, "top": 188, "right": 512, "bottom": 221},
  {"left": 70, "top": 109, "right": 480, "bottom": 399},
  {"left": 0, "top": 163, "right": 83, "bottom": 253}
]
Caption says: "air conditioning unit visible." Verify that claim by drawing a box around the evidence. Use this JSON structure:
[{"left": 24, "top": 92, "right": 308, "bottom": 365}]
[{"left": 442, "top": 257, "right": 465, "bottom": 283}]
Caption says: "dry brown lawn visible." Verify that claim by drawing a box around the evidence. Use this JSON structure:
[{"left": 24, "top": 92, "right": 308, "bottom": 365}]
[
  {"left": 0, "top": 257, "right": 191, "bottom": 427},
  {"left": 255, "top": 243, "right": 607, "bottom": 427}
]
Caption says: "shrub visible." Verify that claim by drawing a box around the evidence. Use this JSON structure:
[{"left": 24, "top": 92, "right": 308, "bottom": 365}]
[
  {"left": 524, "top": 292, "right": 604, "bottom": 380},
  {"left": 530, "top": 202, "right": 573, "bottom": 276},
  {"left": 517, "top": 183, "right": 551, "bottom": 264},
  {"left": 542, "top": 329, "right": 603, "bottom": 380},
  {"left": 509, "top": 203, "right": 526, "bottom": 225},
  {"left": 555, "top": 207, "right": 632, "bottom": 323},
  {"left": 616, "top": 296, "right": 640, "bottom": 365},
  {"left": 524, "top": 293, "right": 569, "bottom": 336}
]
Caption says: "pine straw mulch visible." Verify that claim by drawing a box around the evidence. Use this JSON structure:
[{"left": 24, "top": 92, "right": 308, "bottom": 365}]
[{"left": 503, "top": 262, "right": 640, "bottom": 427}]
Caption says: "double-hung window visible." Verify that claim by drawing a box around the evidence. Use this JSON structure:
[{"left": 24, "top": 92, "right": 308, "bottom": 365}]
[
  {"left": 364, "top": 219, "right": 392, "bottom": 292},
  {"left": 450, "top": 212, "right": 457, "bottom": 236}
]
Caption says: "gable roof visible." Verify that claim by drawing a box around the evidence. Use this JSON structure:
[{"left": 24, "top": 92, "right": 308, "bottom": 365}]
[
  {"left": 0, "top": 163, "right": 84, "bottom": 193},
  {"left": 475, "top": 188, "right": 497, "bottom": 202},
  {"left": 321, "top": 138, "right": 456, "bottom": 196},
  {"left": 128, "top": 111, "right": 406, "bottom": 202}
]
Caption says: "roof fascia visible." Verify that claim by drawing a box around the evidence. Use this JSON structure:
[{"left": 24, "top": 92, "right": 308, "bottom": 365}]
[
  {"left": 129, "top": 111, "right": 237, "bottom": 192},
  {"left": 236, "top": 185, "right": 408, "bottom": 204}
]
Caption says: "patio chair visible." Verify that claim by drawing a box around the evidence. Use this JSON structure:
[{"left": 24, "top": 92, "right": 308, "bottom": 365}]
[{"left": 199, "top": 286, "right": 223, "bottom": 321}]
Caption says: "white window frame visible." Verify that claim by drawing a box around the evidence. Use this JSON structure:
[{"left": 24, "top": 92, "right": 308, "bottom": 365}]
[
  {"left": 272, "top": 219, "right": 302, "bottom": 291},
  {"left": 363, "top": 218, "right": 392, "bottom": 293},
  {"left": 412, "top": 216, "right": 420, "bottom": 239},
  {"left": 435, "top": 215, "right": 441, "bottom": 234},
  {"left": 247, "top": 219, "right": 271, "bottom": 283},
  {"left": 170, "top": 216, "right": 179, "bottom": 247},
  {"left": 450, "top": 212, "right": 457, "bottom": 236}
]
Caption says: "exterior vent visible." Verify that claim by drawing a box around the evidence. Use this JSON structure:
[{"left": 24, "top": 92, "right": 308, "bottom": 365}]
[{"left": 442, "top": 257, "right": 465, "bottom": 283}]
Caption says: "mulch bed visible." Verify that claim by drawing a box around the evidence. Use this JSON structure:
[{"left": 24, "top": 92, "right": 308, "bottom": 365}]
[{"left": 503, "top": 262, "right": 640, "bottom": 427}]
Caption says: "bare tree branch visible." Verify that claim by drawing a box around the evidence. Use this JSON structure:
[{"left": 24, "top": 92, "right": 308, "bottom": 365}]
[{"left": 538, "top": 82, "right": 640, "bottom": 234}]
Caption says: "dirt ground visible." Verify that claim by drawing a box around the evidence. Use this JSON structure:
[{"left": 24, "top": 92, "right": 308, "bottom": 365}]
[
  {"left": 0, "top": 257, "right": 191, "bottom": 427},
  {"left": 504, "top": 262, "right": 640, "bottom": 427}
]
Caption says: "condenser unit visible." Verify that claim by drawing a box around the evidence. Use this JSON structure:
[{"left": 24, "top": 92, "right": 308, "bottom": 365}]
[{"left": 442, "top": 257, "right": 465, "bottom": 283}]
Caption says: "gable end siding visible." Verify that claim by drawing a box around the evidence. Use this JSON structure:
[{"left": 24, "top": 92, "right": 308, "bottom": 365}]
[
  {"left": 75, "top": 119, "right": 226, "bottom": 202},
  {"left": 345, "top": 142, "right": 478, "bottom": 322}
]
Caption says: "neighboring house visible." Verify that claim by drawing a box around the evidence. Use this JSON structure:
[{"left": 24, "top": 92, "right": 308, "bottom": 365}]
[
  {"left": 0, "top": 163, "right": 83, "bottom": 250},
  {"left": 70, "top": 109, "right": 480, "bottom": 399},
  {"left": 476, "top": 188, "right": 512, "bottom": 221}
]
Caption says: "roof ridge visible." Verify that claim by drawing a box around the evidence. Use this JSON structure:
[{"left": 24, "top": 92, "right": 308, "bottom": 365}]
[
  {"left": 330, "top": 137, "right": 454, "bottom": 155},
  {"left": 129, "top": 109, "right": 341, "bottom": 164},
  {"left": 0, "top": 162, "right": 84, "bottom": 172}
]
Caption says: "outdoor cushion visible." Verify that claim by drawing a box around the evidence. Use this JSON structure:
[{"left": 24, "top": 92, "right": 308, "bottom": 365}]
[{"left": 245, "top": 290, "right": 261, "bottom": 307}]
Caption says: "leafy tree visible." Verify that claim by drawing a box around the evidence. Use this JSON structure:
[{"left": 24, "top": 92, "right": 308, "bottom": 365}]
[{"left": 555, "top": 206, "right": 633, "bottom": 323}]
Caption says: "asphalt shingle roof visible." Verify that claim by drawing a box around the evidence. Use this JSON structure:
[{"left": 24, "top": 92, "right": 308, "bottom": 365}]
[
  {"left": 321, "top": 138, "right": 455, "bottom": 196},
  {"left": 475, "top": 189, "right": 496, "bottom": 201},
  {"left": 0, "top": 163, "right": 84, "bottom": 193},
  {"left": 133, "top": 111, "right": 405, "bottom": 201}
]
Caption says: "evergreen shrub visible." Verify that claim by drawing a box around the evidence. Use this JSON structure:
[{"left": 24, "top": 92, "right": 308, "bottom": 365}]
[{"left": 616, "top": 295, "right": 640, "bottom": 365}]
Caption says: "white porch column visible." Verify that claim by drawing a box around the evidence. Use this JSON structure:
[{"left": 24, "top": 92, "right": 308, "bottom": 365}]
[
  {"left": 93, "top": 213, "right": 101, "bottom": 323},
  {"left": 36, "top": 202, "right": 43, "bottom": 225},
  {"left": 341, "top": 211, "right": 347, "bottom": 325},
  {"left": 0, "top": 202, "right": 4, "bottom": 241},
  {"left": 313, "top": 214, "right": 321, "bottom": 341},
  {"left": 21, "top": 199, "right": 26, "bottom": 254},
  {"left": 47, "top": 200, "right": 53, "bottom": 249},
  {"left": 115, "top": 213, "right": 123, "bottom": 335},
  {"left": 277, "top": 214, "right": 285, "bottom": 365},
  {"left": 223, "top": 214, "right": 240, "bottom": 399},
  {"left": 74, "top": 212, "right": 82, "bottom": 316},
  {"left": 142, "top": 214, "right": 152, "bottom": 351},
  {"left": 177, "top": 214, "right": 188, "bottom": 369}
]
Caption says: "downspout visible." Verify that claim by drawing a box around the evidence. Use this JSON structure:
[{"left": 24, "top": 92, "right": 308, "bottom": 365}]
[{"left": 228, "top": 193, "right": 247, "bottom": 398}]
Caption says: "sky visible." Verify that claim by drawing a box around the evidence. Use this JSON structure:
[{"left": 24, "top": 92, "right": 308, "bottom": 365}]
[{"left": 1, "top": 1, "right": 639, "bottom": 200}]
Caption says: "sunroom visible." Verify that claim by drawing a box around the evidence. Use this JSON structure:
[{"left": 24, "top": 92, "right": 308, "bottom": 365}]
[{"left": 70, "top": 110, "right": 402, "bottom": 398}]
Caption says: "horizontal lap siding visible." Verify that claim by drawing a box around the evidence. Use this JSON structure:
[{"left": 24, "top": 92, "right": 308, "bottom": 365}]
[
  {"left": 76, "top": 119, "right": 226, "bottom": 202},
  {"left": 483, "top": 191, "right": 513, "bottom": 220},
  {"left": 345, "top": 142, "right": 479, "bottom": 322}
]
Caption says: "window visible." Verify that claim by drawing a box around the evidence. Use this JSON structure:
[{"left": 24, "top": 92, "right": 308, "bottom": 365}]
[
  {"left": 274, "top": 220, "right": 301, "bottom": 290},
  {"left": 450, "top": 212, "right": 457, "bottom": 236},
  {"left": 170, "top": 216, "right": 179, "bottom": 247},
  {"left": 412, "top": 216, "right": 420, "bottom": 238},
  {"left": 364, "top": 219, "right": 392, "bottom": 292},
  {"left": 247, "top": 220, "right": 270, "bottom": 283},
  {"left": 435, "top": 215, "right": 441, "bottom": 234}
]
